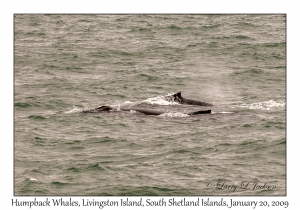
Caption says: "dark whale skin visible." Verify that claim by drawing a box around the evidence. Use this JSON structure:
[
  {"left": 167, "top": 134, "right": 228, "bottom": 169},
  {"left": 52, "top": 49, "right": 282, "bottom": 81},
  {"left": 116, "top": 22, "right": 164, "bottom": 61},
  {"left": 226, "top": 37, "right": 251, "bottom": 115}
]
[
  {"left": 83, "top": 105, "right": 211, "bottom": 116},
  {"left": 172, "top": 92, "right": 213, "bottom": 106}
]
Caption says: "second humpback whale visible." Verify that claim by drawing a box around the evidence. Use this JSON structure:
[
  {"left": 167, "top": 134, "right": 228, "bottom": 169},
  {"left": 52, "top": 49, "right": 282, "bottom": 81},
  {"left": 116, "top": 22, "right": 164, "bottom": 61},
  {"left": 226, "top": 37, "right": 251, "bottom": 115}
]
[
  {"left": 171, "top": 92, "right": 213, "bottom": 106},
  {"left": 120, "top": 107, "right": 211, "bottom": 115},
  {"left": 82, "top": 105, "right": 211, "bottom": 116}
]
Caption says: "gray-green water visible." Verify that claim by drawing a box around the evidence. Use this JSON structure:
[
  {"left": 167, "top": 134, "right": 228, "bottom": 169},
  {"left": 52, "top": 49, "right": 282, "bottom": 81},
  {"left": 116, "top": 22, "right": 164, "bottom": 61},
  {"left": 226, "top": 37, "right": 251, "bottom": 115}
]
[{"left": 14, "top": 14, "right": 286, "bottom": 196}]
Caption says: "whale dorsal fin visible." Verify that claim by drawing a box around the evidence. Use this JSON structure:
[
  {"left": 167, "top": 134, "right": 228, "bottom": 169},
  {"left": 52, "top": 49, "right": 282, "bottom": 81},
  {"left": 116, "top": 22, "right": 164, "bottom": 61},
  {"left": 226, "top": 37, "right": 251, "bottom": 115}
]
[
  {"left": 172, "top": 92, "right": 182, "bottom": 102},
  {"left": 173, "top": 92, "right": 182, "bottom": 98}
]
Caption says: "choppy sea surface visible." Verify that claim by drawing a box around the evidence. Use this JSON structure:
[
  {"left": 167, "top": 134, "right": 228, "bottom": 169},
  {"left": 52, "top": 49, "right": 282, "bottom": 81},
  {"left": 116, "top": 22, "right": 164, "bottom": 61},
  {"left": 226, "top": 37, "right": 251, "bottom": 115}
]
[{"left": 14, "top": 14, "right": 286, "bottom": 196}]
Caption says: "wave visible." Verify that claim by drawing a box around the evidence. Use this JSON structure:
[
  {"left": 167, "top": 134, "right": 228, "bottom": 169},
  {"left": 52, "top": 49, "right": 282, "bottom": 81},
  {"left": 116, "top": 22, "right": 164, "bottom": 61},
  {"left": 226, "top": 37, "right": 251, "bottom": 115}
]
[
  {"left": 15, "top": 102, "right": 31, "bottom": 108},
  {"left": 202, "top": 24, "right": 221, "bottom": 29},
  {"left": 232, "top": 68, "right": 265, "bottom": 76},
  {"left": 28, "top": 115, "right": 46, "bottom": 120},
  {"left": 233, "top": 35, "right": 251, "bottom": 39},
  {"left": 168, "top": 24, "right": 182, "bottom": 30},
  {"left": 262, "top": 42, "right": 286, "bottom": 48},
  {"left": 138, "top": 73, "right": 159, "bottom": 81}
]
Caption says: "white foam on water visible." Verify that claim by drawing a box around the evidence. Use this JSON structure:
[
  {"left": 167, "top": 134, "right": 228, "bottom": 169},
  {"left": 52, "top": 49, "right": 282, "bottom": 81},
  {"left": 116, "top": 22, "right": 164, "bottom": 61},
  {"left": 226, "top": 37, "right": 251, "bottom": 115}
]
[
  {"left": 143, "top": 93, "right": 179, "bottom": 106},
  {"left": 111, "top": 101, "right": 136, "bottom": 111},
  {"left": 219, "top": 111, "right": 234, "bottom": 114},
  {"left": 65, "top": 106, "right": 83, "bottom": 113},
  {"left": 230, "top": 100, "right": 286, "bottom": 111},
  {"left": 159, "top": 112, "right": 189, "bottom": 118},
  {"left": 111, "top": 103, "right": 121, "bottom": 111}
]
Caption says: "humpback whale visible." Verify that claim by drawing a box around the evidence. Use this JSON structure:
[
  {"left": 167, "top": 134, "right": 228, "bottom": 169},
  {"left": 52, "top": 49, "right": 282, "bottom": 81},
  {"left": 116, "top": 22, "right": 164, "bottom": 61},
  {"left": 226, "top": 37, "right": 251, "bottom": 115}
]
[
  {"left": 82, "top": 92, "right": 213, "bottom": 116},
  {"left": 172, "top": 92, "right": 213, "bottom": 106},
  {"left": 121, "top": 107, "right": 211, "bottom": 115},
  {"left": 83, "top": 105, "right": 211, "bottom": 116}
]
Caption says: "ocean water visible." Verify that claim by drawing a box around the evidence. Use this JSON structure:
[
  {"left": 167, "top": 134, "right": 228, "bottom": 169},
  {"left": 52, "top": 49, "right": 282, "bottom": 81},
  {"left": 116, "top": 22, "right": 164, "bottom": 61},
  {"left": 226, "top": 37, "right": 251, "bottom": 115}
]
[{"left": 14, "top": 14, "right": 286, "bottom": 196}]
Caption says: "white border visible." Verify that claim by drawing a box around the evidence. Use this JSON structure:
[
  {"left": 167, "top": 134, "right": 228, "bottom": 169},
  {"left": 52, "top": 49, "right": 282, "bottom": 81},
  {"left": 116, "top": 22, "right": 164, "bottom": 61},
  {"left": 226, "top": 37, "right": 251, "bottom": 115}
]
[{"left": 2, "top": 0, "right": 298, "bottom": 209}]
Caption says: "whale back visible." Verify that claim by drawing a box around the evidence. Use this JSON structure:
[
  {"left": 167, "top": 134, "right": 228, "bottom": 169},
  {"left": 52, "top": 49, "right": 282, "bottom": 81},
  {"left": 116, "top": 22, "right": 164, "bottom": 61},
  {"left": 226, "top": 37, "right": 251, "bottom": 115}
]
[
  {"left": 82, "top": 105, "right": 113, "bottom": 113},
  {"left": 172, "top": 92, "right": 213, "bottom": 106},
  {"left": 121, "top": 107, "right": 165, "bottom": 115}
]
